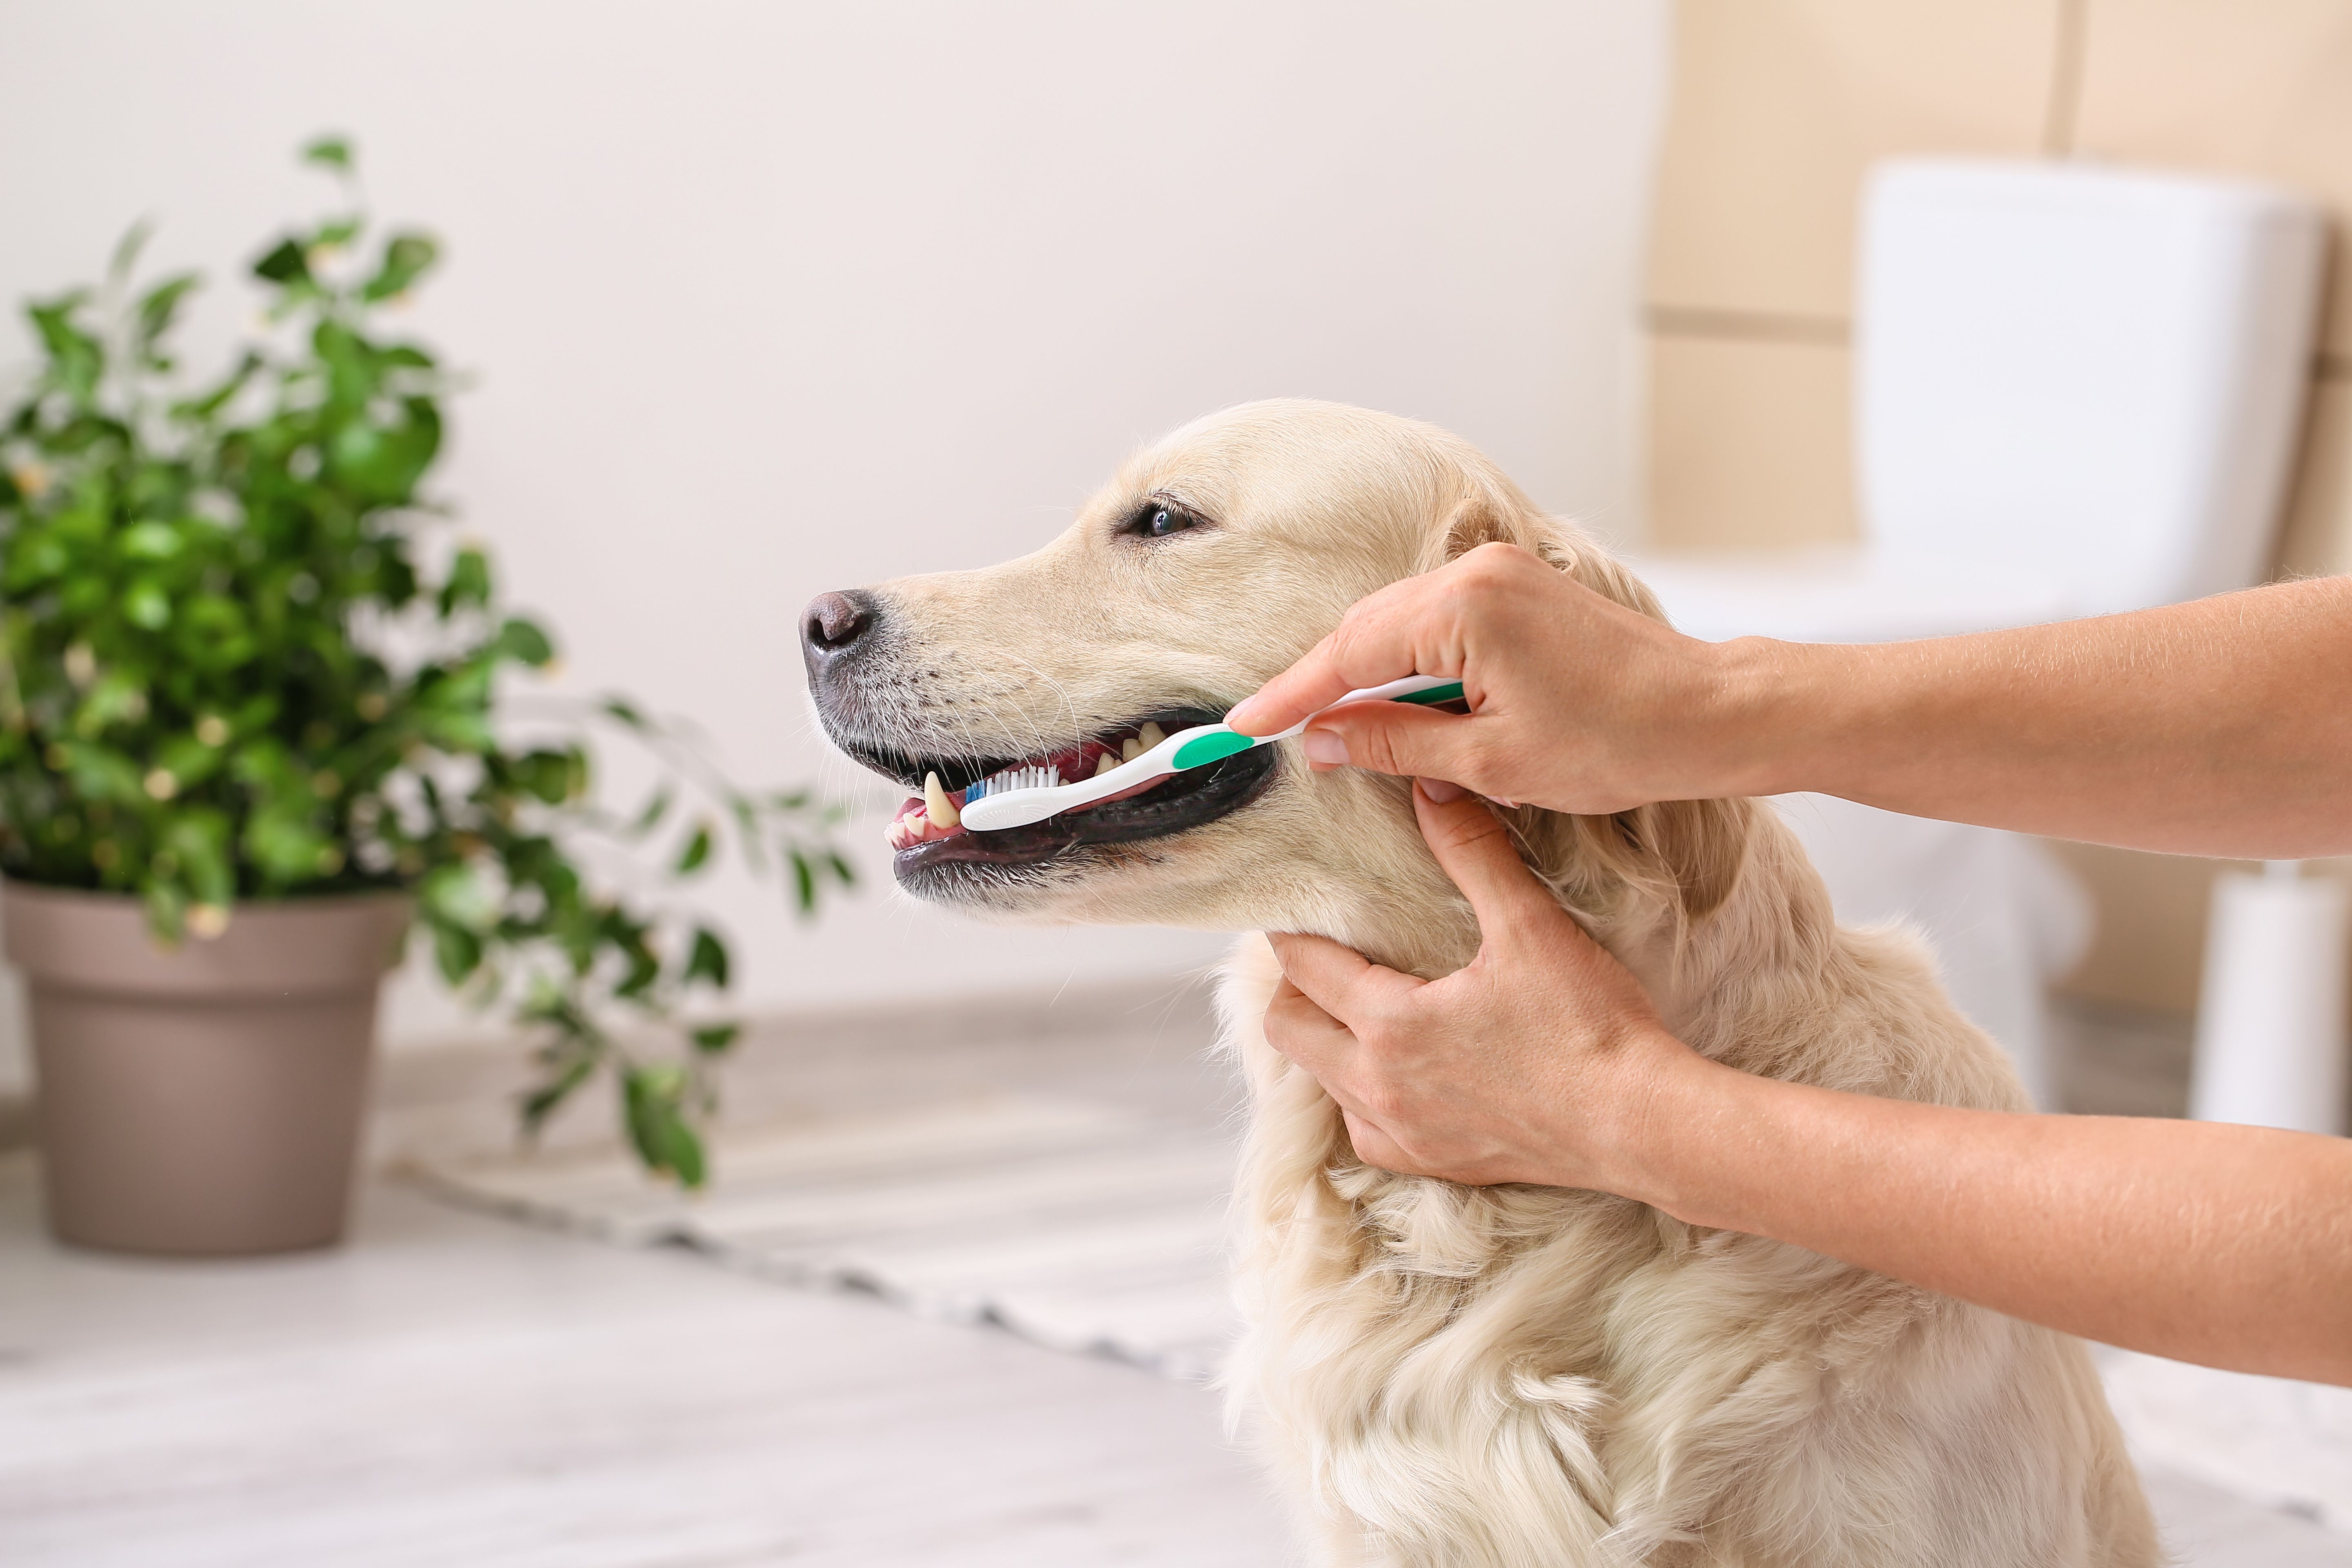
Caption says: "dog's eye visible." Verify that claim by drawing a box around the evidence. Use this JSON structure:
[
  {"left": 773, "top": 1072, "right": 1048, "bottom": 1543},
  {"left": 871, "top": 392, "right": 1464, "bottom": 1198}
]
[{"left": 1127, "top": 501, "right": 1207, "bottom": 540}]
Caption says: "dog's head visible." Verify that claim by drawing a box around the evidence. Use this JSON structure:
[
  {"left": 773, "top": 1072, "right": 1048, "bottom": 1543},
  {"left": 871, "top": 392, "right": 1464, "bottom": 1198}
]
[{"left": 804, "top": 399, "right": 1743, "bottom": 971}]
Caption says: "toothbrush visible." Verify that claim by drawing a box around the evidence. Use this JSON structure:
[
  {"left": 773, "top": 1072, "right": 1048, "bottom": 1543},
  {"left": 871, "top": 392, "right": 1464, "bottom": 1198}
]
[{"left": 958, "top": 675, "right": 1465, "bottom": 832}]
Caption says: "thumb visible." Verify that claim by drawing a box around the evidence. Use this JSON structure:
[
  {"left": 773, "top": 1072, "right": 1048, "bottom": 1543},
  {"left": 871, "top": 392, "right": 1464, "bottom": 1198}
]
[
  {"left": 1411, "top": 782, "right": 1564, "bottom": 947},
  {"left": 1307, "top": 702, "right": 1483, "bottom": 789}
]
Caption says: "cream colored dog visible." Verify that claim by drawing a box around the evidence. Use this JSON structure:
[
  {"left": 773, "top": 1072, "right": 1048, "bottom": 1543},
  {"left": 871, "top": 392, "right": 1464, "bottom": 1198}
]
[{"left": 802, "top": 400, "right": 2157, "bottom": 1567}]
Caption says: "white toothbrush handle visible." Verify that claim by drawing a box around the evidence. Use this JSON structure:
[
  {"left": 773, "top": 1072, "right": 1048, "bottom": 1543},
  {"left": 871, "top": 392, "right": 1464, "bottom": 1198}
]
[
  {"left": 1263, "top": 674, "right": 1465, "bottom": 739},
  {"left": 958, "top": 674, "right": 1465, "bottom": 832}
]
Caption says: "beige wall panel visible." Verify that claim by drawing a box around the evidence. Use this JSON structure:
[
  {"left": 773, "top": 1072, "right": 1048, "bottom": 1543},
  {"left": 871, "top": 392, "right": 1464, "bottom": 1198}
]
[
  {"left": 1646, "top": 334, "right": 1856, "bottom": 550},
  {"left": 1648, "top": 0, "right": 2063, "bottom": 320},
  {"left": 2278, "top": 374, "right": 2352, "bottom": 579},
  {"left": 2052, "top": 843, "right": 2352, "bottom": 1016},
  {"left": 2073, "top": 0, "right": 2352, "bottom": 358},
  {"left": 2047, "top": 842, "right": 2237, "bottom": 1014}
]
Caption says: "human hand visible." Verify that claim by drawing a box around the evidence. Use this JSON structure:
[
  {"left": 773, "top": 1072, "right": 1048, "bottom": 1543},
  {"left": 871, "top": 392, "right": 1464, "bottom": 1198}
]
[
  {"left": 1264, "top": 779, "right": 1698, "bottom": 1191},
  {"left": 1224, "top": 541, "right": 1758, "bottom": 816}
]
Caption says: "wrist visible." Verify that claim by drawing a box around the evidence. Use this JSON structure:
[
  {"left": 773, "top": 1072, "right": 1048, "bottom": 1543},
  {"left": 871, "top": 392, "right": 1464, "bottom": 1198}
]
[
  {"left": 1697, "top": 635, "right": 1862, "bottom": 802},
  {"left": 1591, "top": 1040, "right": 1760, "bottom": 1225}
]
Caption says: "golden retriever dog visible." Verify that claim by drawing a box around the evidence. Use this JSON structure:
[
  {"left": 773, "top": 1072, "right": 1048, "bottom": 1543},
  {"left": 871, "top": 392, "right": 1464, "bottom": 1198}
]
[{"left": 802, "top": 400, "right": 2157, "bottom": 1567}]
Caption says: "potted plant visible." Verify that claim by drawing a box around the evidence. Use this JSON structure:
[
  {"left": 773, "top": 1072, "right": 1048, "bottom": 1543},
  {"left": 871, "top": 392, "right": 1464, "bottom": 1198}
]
[{"left": 0, "top": 138, "right": 852, "bottom": 1256}]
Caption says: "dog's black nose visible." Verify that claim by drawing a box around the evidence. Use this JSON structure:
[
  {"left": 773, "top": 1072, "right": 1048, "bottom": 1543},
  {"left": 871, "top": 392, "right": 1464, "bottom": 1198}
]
[{"left": 802, "top": 590, "right": 875, "bottom": 657}]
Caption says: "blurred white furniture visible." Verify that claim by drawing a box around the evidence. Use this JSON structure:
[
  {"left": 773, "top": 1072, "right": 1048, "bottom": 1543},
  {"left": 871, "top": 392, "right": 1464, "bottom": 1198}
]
[
  {"left": 1635, "top": 158, "right": 2327, "bottom": 1102},
  {"left": 2192, "top": 862, "right": 2350, "bottom": 1135}
]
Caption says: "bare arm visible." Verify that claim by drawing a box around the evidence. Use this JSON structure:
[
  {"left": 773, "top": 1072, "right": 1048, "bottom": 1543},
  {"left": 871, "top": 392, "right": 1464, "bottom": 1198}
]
[
  {"left": 1635, "top": 1058, "right": 2352, "bottom": 1382},
  {"left": 1269, "top": 786, "right": 2352, "bottom": 1384},
  {"left": 1226, "top": 546, "right": 2352, "bottom": 858},
  {"left": 1730, "top": 577, "right": 2352, "bottom": 856}
]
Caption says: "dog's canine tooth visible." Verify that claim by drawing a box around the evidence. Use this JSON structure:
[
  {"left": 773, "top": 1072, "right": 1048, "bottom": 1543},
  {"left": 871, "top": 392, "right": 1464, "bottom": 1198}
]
[
  {"left": 924, "top": 771, "right": 959, "bottom": 830},
  {"left": 1094, "top": 751, "right": 1117, "bottom": 777},
  {"left": 1120, "top": 736, "right": 1143, "bottom": 763},
  {"left": 1137, "top": 721, "right": 1166, "bottom": 751}
]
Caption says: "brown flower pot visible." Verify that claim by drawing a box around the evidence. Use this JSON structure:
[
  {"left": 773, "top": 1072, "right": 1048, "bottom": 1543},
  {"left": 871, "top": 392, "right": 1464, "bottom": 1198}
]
[{"left": 3, "top": 881, "right": 412, "bottom": 1256}]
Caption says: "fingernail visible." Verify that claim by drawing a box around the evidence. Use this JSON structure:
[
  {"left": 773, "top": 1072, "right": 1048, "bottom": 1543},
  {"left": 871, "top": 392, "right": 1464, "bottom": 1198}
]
[
  {"left": 1418, "top": 777, "right": 1464, "bottom": 803},
  {"left": 1302, "top": 729, "right": 1348, "bottom": 766},
  {"left": 1225, "top": 698, "right": 1262, "bottom": 733}
]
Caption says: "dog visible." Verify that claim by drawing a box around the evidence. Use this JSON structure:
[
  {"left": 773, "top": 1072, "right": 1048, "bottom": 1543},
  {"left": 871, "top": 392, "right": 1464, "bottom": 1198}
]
[{"left": 802, "top": 400, "right": 2158, "bottom": 1566}]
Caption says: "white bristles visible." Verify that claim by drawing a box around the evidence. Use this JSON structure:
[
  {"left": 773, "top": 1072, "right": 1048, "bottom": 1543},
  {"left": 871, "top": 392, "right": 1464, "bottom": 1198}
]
[{"left": 964, "top": 763, "right": 1060, "bottom": 803}]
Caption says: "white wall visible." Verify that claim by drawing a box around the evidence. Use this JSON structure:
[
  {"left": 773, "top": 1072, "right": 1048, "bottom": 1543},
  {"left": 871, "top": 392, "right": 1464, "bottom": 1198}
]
[{"left": 0, "top": 0, "right": 1668, "bottom": 1048}]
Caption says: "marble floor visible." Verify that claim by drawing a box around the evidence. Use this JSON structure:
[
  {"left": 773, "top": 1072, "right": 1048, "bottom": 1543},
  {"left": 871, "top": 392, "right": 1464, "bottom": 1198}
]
[{"left": 1, "top": 981, "right": 2345, "bottom": 1566}]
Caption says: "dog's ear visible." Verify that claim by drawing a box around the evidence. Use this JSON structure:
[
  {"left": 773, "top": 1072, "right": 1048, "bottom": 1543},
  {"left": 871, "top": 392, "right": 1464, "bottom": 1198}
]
[
  {"left": 1430, "top": 488, "right": 1751, "bottom": 926},
  {"left": 1420, "top": 486, "right": 1671, "bottom": 626},
  {"left": 1624, "top": 796, "right": 1755, "bottom": 924}
]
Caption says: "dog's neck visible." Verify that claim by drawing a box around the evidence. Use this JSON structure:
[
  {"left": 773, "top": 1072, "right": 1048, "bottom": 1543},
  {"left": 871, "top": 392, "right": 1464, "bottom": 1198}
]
[{"left": 1298, "top": 798, "right": 1840, "bottom": 1058}]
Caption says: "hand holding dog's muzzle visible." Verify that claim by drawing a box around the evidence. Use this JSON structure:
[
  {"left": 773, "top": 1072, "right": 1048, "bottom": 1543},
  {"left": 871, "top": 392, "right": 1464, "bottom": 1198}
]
[{"left": 1264, "top": 781, "right": 1694, "bottom": 1193}]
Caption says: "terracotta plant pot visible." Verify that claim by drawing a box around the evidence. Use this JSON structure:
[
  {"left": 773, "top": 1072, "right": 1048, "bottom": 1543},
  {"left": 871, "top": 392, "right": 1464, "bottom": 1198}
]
[{"left": 3, "top": 881, "right": 412, "bottom": 1256}]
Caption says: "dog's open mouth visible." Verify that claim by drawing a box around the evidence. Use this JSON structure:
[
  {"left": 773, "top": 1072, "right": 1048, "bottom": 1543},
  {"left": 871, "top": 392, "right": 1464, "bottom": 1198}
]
[{"left": 842, "top": 706, "right": 1277, "bottom": 872}]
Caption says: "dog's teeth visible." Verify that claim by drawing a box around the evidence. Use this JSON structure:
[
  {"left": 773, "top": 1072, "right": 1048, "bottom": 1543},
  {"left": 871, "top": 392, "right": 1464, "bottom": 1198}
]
[
  {"left": 905, "top": 808, "right": 927, "bottom": 839},
  {"left": 1120, "top": 736, "right": 1143, "bottom": 762},
  {"left": 1137, "top": 722, "right": 1165, "bottom": 751},
  {"left": 924, "top": 771, "right": 959, "bottom": 830},
  {"left": 1093, "top": 751, "right": 1117, "bottom": 777}
]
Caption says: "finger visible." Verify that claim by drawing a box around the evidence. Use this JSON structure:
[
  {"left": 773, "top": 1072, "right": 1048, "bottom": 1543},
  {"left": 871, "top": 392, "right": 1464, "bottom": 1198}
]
[
  {"left": 1225, "top": 578, "right": 1453, "bottom": 737},
  {"left": 1262, "top": 977, "right": 1353, "bottom": 1069},
  {"left": 1337, "top": 1108, "right": 1423, "bottom": 1177},
  {"left": 1410, "top": 782, "right": 1570, "bottom": 943},
  {"left": 1297, "top": 700, "right": 1483, "bottom": 788},
  {"left": 1267, "top": 930, "right": 1421, "bottom": 1026}
]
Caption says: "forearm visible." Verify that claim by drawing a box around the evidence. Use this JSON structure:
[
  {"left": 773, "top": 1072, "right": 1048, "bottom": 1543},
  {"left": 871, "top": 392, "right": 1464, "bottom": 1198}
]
[
  {"left": 1619, "top": 1053, "right": 2352, "bottom": 1383},
  {"left": 1716, "top": 576, "right": 2352, "bottom": 857}
]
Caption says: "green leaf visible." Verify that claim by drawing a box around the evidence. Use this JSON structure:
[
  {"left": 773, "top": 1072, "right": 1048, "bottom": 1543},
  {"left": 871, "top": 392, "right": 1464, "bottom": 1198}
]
[
  {"left": 142, "top": 881, "right": 187, "bottom": 944},
  {"left": 513, "top": 747, "right": 579, "bottom": 805},
  {"left": 122, "top": 578, "right": 172, "bottom": 630},
  {"left": 690, "top": 1022, "right": 741, "bottom": 1056},
  {"left": 521, "top": 1048, "right": 599, "bottom": 1133},
  {"left": 684, "top": 926, "right": 729, "bottom": 988},
  {"left": 108, "top": 220, "right": 153, "bottom": 285},
  {"left": 134, "top": 273, "right": 201, "bottom": 359},
  {"left": 674, "top": 822, "right": 713, "bottom": 876},
  {"left": 252, "top": 238, "right": 311, "bottom": 285},
  {"left": 163, "top": 811, "right": 233, "bottom": 904},
  {"left": 301, "top": 134, "right": 354, "bottom": 170},
  {"left": 360, "top": 232, "right": 438, "bottom": 303},
  {"left": 419, "top": 708, "right": 497, "bottom": 753},
  {"left": 438, "top": 547, "right": 492, "bottom": 615},
  {"left": 243, "top": 810, "right": 331, "bottom": 884},
  {"left": 420, "top": 862, "right": 499, "bottom": 929},
  {"left": 494, "top": 616, "right": 553, "bottom": 667},
  {"left": 430, "top": 920, "right": 483, "bottom": 985},
  {"left": 621, "top": 1065, "right": 706, "bottom": 1187},
  {"left": 628, "top": 785, "right": 674, "bottom": 837},
  {"left": 28, "top": 296, "right": 102, "bottom": 401},
  {"left": 120, "top": 520, "right": 183, "bottom": 559}
]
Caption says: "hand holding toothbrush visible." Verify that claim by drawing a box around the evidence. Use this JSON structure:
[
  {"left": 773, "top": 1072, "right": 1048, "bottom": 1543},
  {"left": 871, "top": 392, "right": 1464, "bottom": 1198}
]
[
  {"left": 1224, "top": 543, "right": 1734, "bottom": 814},
  {"left": 1233, "top": 541, "right": 2352, "bottom": 858}
]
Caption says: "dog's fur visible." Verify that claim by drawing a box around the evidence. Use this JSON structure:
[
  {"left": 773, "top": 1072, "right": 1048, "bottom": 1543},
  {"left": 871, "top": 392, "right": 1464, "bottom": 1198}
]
[{"left": 808, "top": 401, "right": 2158, "bottom": 1566}]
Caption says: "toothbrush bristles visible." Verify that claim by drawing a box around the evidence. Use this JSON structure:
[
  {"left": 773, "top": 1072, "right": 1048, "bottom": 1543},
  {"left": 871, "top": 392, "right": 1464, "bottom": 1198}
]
[{"left": 968, "top": 762, "right": 1060, "bottom": 802}]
